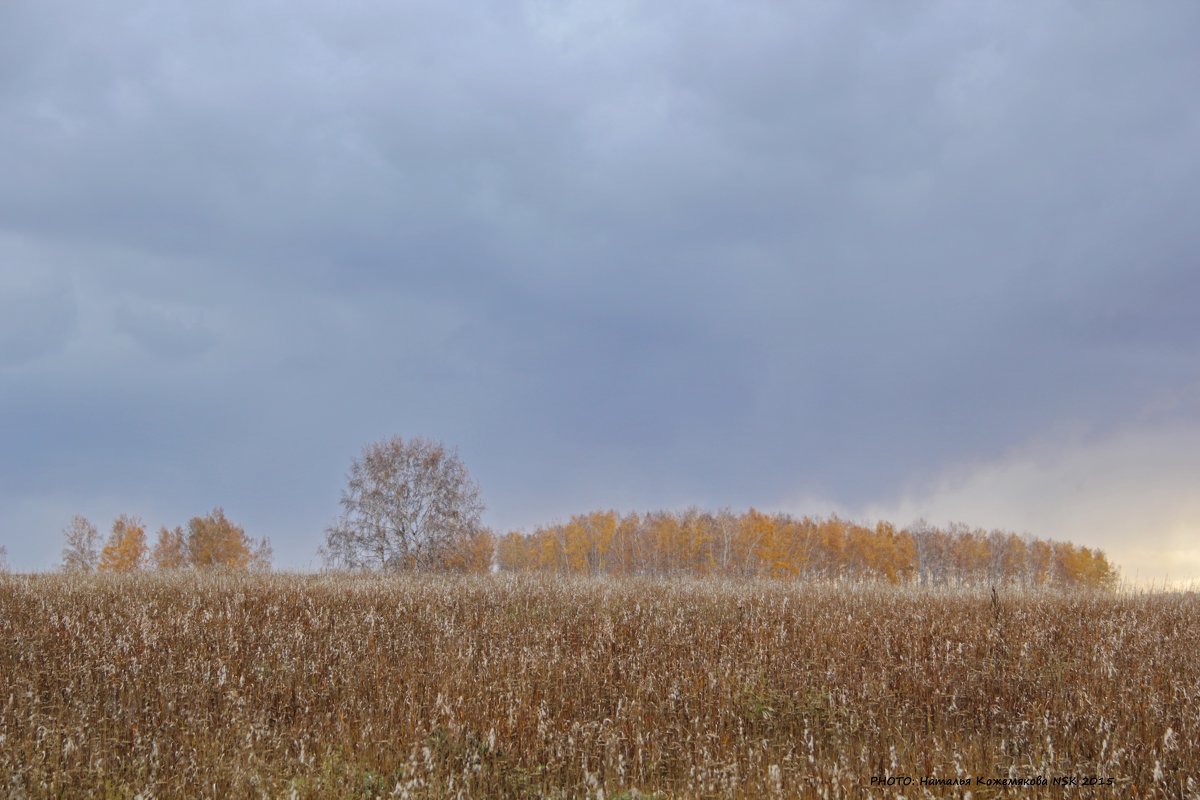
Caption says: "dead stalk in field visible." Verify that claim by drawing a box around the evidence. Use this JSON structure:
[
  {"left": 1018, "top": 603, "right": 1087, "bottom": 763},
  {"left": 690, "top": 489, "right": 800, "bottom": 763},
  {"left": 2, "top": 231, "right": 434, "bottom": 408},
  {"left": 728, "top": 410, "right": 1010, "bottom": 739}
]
[{"left": 0, "top": 573, "right": 1195, "bottom": 798}]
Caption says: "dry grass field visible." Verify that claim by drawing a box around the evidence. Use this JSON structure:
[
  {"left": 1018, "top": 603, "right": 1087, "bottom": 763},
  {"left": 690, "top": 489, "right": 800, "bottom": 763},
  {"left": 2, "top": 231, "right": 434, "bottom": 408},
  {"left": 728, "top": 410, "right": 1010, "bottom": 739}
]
[{"left": 1, "top": 573, "right": 1196, "bottom": 798}]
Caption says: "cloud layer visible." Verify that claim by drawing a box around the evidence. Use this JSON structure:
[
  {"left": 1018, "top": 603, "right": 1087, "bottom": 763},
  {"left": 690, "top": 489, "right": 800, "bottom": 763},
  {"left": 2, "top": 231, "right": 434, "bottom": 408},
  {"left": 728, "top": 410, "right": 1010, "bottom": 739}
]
[{"left": 2, "top": 1, "right": 1198, "bottom": 577}]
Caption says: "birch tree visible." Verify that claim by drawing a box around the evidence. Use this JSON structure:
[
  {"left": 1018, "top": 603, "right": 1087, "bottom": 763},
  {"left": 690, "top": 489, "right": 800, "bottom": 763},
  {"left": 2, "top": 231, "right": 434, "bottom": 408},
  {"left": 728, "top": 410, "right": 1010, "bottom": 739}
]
[
  {"left": 98, "top": 515, "right": 148, "bottom": 572},
  {"left": 61, "top": 515, "right": 100, "bottom": 572},
  {"left": 322, "top": 435, "right": 486, "bottom": 571}
]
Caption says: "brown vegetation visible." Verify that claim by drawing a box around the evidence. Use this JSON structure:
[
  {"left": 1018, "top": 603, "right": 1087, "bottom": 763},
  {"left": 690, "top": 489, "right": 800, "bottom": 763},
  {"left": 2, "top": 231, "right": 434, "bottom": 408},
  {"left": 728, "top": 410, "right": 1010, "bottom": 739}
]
[{"left": 1, "top": 573, "right": 1194, "bottom": 798}]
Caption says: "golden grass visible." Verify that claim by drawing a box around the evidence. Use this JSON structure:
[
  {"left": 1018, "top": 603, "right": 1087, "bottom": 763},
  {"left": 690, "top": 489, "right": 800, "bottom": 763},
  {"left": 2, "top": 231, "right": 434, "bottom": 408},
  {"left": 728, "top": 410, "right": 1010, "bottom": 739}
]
[{"left": 1, "top": 573, "right": 1196, "bottom": 798}]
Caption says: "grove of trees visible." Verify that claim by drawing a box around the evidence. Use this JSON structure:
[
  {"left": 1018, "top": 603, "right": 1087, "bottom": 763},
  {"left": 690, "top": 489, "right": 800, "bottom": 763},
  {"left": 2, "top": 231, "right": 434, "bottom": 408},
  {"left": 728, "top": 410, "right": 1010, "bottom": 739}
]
[
  {"left": 39, "top": 436, "right": 1119, "bottom": 587},
  {"left": 495, "top": 509, "right": 1119, "bottom": 588},
  {"left": 61, "top": 508, "right": 271, "bottom": 573}
]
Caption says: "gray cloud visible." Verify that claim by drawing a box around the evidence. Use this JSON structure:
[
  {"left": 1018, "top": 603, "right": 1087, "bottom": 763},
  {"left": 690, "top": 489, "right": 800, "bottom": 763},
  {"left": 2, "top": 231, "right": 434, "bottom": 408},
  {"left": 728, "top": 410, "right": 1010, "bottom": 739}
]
[
  {"left": 1, "top": 0, "right": 1198, "bottom": 573},
  {"left": 0, "top": 262, "right": 77, "bottom": 367},
  {"left": 114, "top": 303, "right": 214, "bottom": 360}
]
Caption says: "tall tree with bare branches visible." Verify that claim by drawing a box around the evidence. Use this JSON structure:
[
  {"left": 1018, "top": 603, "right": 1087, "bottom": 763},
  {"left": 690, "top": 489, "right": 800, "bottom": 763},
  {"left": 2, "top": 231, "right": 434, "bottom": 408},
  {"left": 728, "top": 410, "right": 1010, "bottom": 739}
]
[{"left": 322, "top": 435, "right": 486, "bottom": 571}]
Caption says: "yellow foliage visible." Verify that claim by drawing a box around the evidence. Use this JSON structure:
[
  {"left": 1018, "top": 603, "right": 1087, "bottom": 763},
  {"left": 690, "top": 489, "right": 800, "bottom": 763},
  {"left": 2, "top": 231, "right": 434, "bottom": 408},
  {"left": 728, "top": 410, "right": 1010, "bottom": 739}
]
[
  {"left": 187, "top": 508, "right": 252, "bottom": 570},
  {"left": 441, "top": 530, "right": 495, "bottom": 573},
  {"left": 98, "top": 515, "right": 148, "bottom": 573},
  {"left": 152, "top": 526, "right": 187, "bottom": 570},
  {"left": 493, "top": 509, "right": 1117, "bottom": 588}
]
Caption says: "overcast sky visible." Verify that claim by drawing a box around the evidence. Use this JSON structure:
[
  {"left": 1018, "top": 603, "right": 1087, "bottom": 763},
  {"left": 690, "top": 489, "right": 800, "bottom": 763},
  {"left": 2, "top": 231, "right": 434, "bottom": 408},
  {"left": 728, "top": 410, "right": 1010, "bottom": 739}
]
[{"left": 2, "top": 1, "right": 1198, "bottom": 581}]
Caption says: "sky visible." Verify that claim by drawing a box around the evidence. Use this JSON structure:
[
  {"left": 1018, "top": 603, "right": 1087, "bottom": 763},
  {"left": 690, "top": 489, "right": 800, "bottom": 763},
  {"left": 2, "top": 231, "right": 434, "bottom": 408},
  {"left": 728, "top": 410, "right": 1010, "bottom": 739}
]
[{"left": 2, "top": 0, "right": 1198, "bottom": 582}]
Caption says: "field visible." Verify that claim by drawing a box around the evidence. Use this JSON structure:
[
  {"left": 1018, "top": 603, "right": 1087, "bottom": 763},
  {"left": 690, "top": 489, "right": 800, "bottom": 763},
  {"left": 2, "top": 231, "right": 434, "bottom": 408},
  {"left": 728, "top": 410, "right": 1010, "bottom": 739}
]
[{"left": 1, "top": 574, "right": 1197, "bottom": 798}]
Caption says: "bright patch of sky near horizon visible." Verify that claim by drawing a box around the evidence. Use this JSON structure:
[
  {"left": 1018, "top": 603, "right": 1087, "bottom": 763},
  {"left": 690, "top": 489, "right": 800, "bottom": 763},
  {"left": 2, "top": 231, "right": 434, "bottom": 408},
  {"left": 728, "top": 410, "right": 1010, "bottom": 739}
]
[{"left": 2, "top": 0, "right": 1198, "bottom": 582}]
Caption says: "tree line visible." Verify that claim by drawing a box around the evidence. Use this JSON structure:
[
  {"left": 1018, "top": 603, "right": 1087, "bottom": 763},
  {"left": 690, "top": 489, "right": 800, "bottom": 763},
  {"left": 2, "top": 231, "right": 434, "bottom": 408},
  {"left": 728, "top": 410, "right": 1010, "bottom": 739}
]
[
  {"left": 318, "top": 436, "right": 1118, "bottom": 587},
  {"left": 60, "top": 508, "right": 271, "bottom": 573},
  {"left": 40, "top": 435, "right": 1119, "bottom": 587},
  {"left": 495, "top": 509, "right": 1118, "bottom": 587}
]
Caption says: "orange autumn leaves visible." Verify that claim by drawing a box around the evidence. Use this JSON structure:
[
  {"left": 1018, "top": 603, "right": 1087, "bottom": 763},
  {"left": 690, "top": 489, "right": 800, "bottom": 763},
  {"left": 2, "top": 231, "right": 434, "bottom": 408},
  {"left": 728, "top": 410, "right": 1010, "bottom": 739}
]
[
  {"left": 96, "top": 514, "right": 148, "bottom": 572},
  {"left": 69, "top": 505, "right": 1119, "bottom": 586},
  {"left": 80, "top": 509, "right": 271, "bottom": 573},
  {"left": 496, "top": 509, "right": 1119, "bottom": 588}
]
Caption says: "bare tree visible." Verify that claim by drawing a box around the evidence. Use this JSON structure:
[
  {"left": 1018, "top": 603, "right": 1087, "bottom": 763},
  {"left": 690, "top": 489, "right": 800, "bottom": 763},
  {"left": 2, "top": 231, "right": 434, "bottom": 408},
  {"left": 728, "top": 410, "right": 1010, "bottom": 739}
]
[
  {"left": 322, "top": 435, "right": 485, "bottom": 571},
  {"left": 0, "top": 544, "right": 8, "bottom": 573},
  {"left": 61, "top": 515, "right": 100, "bottom": 572},
  {"left": 250, "top": 537, "right": 273, "bottom": 573}
]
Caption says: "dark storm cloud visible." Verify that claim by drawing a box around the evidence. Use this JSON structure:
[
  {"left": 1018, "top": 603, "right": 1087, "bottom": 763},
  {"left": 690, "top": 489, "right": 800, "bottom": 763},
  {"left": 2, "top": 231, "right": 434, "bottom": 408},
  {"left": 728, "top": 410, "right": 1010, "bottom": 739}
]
[{"left": 2, "top": 0, "right": 1199, "bottom": 571}]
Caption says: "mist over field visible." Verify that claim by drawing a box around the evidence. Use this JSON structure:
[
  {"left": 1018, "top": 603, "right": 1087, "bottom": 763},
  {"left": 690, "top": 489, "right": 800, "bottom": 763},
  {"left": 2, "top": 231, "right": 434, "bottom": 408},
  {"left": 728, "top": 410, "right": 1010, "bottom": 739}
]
[{"left": 2, "top": 1, "right": 1199, "bottom": 581}]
